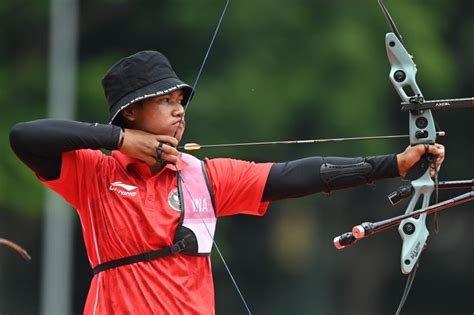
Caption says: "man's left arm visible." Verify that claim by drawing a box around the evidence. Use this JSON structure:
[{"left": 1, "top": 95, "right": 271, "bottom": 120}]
[{"left": 262, "top": 144, "right": 445, "bottom": 202}]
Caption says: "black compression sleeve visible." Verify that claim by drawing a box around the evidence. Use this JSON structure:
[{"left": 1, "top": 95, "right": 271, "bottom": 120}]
[
  {"left": 9, "top": 119, "right": 122, "bottom": 180},
  {"left": 262, "top": 155, "right": 398, "bottom": 201}
]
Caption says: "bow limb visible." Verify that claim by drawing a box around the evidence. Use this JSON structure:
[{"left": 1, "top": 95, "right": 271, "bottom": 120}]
[{"left": 0, "top": 238, "right": 31, "bottom": 261}]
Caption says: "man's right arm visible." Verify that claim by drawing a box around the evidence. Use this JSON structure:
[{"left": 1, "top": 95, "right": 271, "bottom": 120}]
[{"left": 9, "top": 119, "right": 121, "bottom": 180}]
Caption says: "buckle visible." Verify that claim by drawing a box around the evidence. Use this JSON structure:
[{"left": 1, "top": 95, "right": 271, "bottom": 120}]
[
  {"left": 170, "top": 239, "right": 187, "bottom": 254},
  {"left": 143, "top": 251, "right": 153, "bottom": 261}
]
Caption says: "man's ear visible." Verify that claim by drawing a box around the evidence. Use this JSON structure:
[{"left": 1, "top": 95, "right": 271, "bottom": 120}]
[{"left": 121, "top": 103, "right": 139, "bottom": 123}]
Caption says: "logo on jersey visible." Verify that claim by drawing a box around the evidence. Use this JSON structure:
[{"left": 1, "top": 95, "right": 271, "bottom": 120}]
[
  {"left": 109, "top": 181, "right": 137, "bottom": 197},
  {"left": 191, "top": 198, "right": 209, "bottom": 213},
  {"left": 168, "top": 189, "right": 181, "bottom": 212}
]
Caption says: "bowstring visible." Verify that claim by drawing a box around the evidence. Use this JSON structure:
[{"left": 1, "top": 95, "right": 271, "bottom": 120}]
[
  {"left": 179, "top": 175, "right": 252, "bottom": 314},
  {"left": 433, "top": 119, "right": 443, "bottom": 234},
  {"left": 395, "top": 260, "right": 419, "bottom": 315},
  {"left": 173, "top": 0, "right": 231, "bottom": 137},
  {"left": 433, "top": 166, "right": 440, "bottom": 233},
  {"left": 167, "top": 1, "right": 253, "bottom": 314}
]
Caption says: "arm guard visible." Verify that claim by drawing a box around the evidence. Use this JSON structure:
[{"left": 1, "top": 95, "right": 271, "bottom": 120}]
[
  {"left": 320, "top": 155, "right": 398, "bottom": 192},
  {"left": 262, "top": 155, "right": 398, "bottom": 201}
]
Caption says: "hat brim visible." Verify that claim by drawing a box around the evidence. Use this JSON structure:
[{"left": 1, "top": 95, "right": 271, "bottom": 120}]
[{"left": 109, "top": 77, "right": 194, "bottom": 125}]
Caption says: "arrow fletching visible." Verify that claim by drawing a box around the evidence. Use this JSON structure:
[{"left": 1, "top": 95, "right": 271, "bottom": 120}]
[{"left": 183, "top": 143, "right": 202, "bottom": 151}]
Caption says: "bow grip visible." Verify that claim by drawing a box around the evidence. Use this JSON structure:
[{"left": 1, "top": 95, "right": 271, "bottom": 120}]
[{"left": 403, "top": 155, "right": 432, "bottom": 180}]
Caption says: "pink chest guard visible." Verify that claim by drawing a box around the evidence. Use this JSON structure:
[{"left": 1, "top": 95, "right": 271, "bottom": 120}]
[{"left": 176, "top": 153, "right": 217, "bottom": 255}]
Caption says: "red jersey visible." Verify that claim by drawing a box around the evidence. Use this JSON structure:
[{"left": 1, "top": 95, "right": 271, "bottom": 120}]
[{"left": 39, "top": 149, "right": 272, "bottom": 314}]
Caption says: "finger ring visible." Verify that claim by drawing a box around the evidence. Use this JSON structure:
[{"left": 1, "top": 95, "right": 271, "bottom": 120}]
[
  {"left": 423, "top": 143, "right": 429, "bottom": 155},
  {"left": 156, "top": 142, "right": 165, "bottom": 162}
]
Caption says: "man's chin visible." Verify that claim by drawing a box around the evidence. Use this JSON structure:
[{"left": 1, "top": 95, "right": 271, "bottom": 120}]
[{"left": 174, "top": 130, "right": 184, "bottom": 144}]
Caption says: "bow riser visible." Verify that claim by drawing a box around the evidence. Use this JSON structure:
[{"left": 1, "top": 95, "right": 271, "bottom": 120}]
[
  {"left": 384, "top": 30, "right": 436, "bottom": 276},
  {"left": 398, "top": 174, "right": 433, "bottom": 274},
  {"left": 385, "top": 33, "right": 437, "bottom": 145}
]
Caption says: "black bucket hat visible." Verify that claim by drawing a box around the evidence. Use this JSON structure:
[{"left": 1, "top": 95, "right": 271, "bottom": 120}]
[{"left": 102, "top": 50, "right": 194, "bottom": 125}]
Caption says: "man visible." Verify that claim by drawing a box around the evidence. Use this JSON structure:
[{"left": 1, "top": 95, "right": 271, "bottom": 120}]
[{"left": 10, "top": 50, "right": 444, "bottom": 314}]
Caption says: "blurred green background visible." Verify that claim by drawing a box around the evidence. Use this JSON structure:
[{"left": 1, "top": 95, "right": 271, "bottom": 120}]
[{"left": 1, "top": 0, "right": 473, "bottom": 314}]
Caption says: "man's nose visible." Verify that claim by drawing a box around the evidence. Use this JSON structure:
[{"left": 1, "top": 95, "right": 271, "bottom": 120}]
[{"left": 174, "top": 104, "right": 185, "bottom": 117}]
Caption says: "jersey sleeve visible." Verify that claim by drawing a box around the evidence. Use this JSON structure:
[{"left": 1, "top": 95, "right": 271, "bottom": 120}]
[
  {"left": 37, "top": 149, "right": 106, "bottom": 209},
  {"left": 205, "top": 158, "right": 273, "bottom": 217}
]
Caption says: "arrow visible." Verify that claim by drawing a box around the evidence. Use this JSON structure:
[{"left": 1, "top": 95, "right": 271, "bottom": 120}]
[{"left": 180, "top": 132, "right": 446, "bottom": 151}]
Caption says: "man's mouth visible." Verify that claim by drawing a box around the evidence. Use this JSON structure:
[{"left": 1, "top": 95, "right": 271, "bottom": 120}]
[{"left": 173, "top": 120, "right": 185, "bottom": 128}]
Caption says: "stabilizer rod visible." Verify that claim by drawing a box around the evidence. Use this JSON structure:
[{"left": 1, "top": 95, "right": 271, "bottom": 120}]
[
  {"left": 388, "top": 179, "right": 474, "bottom": 205},
  {"left": 334, "top": 191, "right": 474, "bottom": 249}
]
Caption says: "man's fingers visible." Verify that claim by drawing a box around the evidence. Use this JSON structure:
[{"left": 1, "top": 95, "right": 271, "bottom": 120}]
[
  {"left": 161, "top": 153, "right": 179, "bottom": 164},
  {"left": 413, "top": 144, "right": 435, "bottom": 154},
  {"left": 415, "top": 144, "right": 445, "bottom": 159},
  {"left": 153, "top": 141, "right": 180, "bottom": 165},
  {"left": 162, "top": 143, "right": 179, "bottom": 156},
  {"left": 156, "top": 136, "right": 178, "bottom": 148},
  {"left": 155, "top": 142, "right": 179, "bottom": 158},
  {"left": 428, "top": 144, "right": 445, "bottom": 177},
  {"left": 428, "top": 145, "right": 439, "bottom": 155},
  {"left": 432, "top": 144, "right": 445, "bottom": 165}
]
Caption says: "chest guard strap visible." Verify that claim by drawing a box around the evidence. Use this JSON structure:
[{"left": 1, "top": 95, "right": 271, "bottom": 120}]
[{"left": 92, "top": 236, "right": 190, "bottom": 275}]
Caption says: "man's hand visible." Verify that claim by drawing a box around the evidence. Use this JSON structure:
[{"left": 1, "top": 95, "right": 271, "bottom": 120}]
[
  {"left": 119, "top": 128, "right": 180, "bottom": 166},
  {"left": 396, "top": 143, "right": 445, "bottom": 177}
]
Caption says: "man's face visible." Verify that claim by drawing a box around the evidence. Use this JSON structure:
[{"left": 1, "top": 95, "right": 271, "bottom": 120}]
[{"left": 127, "top": 89, "right": 186, "bottom": 142}]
